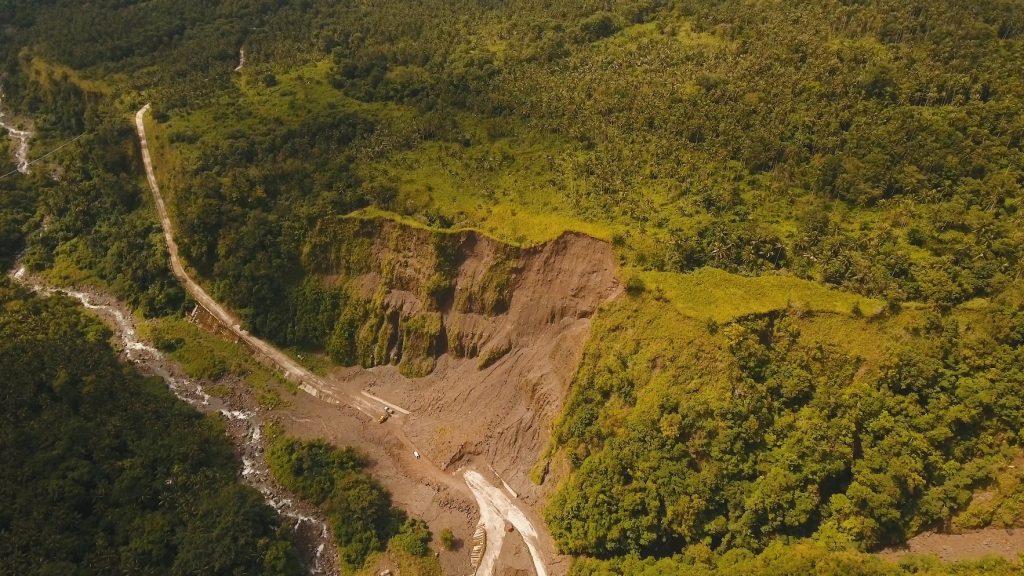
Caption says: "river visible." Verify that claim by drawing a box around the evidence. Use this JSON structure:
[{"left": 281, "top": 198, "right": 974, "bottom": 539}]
[
  {"left": 11, "top": 267, "right": 339, "bottom": 575},
  {"left": 0, "top": 88, "right": 32, "bottom": 174}
]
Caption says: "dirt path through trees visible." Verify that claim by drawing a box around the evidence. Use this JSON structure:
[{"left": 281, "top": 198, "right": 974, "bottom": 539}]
[{"left": 135, "top": 105, "right": 552, "bottom": 576}]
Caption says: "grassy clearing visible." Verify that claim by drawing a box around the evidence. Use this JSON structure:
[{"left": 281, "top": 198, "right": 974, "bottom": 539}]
[
  {"left": 794, "top": 314, "right": 899, "bottom": 368},
  {"left": 157, "top": 54, "right": 616, "bottom": 247},
  {"left": 354, "top": 544, "right": 442, "bottom": 576},
  {"left": 366, "top": 125, "right": 615, "bottom": 246},
  {"left": 144, "top": 42, "right": 955, "bottom": 345},
  {"left": 633, "top": 266, "right": 887, "bottom": 323},
  {"left": 141, "top": 316, "right": 294, "bottom": 409},
  {"left": 24, "top": 52, "right": 113, "bottom": 94},
  {"left": 236, "top": 57, "right": 415, "bottom": 125}
]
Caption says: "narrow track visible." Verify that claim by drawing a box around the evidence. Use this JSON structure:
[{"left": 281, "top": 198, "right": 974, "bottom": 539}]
[{"left": 134, "top": 105, "right": 552, "bottom": 576}]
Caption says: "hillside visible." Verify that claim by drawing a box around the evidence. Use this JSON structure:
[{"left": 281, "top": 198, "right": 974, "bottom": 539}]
[
  {"left": 0, "top": 280, "right": 305, "bottom": 575},
  {"left": 3, "top": 1, "right": 1024, "bottom": 575}
]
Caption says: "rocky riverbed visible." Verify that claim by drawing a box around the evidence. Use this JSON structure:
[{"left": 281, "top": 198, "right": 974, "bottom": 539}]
[{"left": 11, "top": 267, "right": 339, "bottom": 575}]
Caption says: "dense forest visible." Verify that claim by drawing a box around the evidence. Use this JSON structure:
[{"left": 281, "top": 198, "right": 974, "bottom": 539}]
[
  {"left": 266, "top": 426, "right": 434, "bottom": 569},
  {"left": 0, "top": 63, "right": 183, "bottom": 316},
  {"left": 571, "top": 543, "right": 1024, "bottom": 576},
  {"left": 6, "top": 0, "right": 1022, "bottom": 325},
  {"left": 546, "top": 292, "right": 1024, "bottom": 565},
  {"left": 3, "top": 0, "right": 1024, "bottom": 574},
  {"left": 0, "top": 281, "right": 303, "bottom": 575}
]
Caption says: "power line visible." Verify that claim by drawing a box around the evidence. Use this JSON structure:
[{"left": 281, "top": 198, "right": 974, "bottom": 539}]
[{"left": 0, "top": 132, "right": 88, "bottom": 181}]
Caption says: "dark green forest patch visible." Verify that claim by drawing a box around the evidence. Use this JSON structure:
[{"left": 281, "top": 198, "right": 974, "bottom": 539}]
[{"left": 0, "top": 282, "right": 304, "bottom": 575}]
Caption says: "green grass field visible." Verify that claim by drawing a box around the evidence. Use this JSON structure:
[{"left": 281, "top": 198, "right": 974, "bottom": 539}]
[
  {"left": 633, "top": 266, "right": 886, "bottom": 323},
  {"left": 141, "top": 316, "right": 295, "bottom": 409}
]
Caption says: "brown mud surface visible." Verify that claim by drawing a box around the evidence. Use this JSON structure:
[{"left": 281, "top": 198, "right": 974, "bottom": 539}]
[
  {"left": 140, "top": 104, "right": 613, "bottom": 575},
  {"left": 282, "top": 227, "right": 620, "bottom": 576},
  {"left": 880, "top": 528, "right": 1024, "bottom": 563}
]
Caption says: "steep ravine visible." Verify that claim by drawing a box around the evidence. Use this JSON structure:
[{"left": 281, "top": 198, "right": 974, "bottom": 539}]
[
  {"left": 0, "top": 88, "right": 32, "bottom": 174},
  {"left": 11, "top": 267, "right": 339, "bottom": 575},
  {"left": 304, "top": 218, "right": 623, "bottom": 503},
  {"left": 139, "top": 105, "right": 563, "bottom": 576}
]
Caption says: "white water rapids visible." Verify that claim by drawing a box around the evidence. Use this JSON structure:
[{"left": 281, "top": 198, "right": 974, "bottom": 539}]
[
  {"left": 234, "top": 47, "right": 246, "bottom": 73},
  {"left": 0, "top": 89, "right": 32, "bottom": 174},
  {"left": 11, "top": 266, "right": 336, "bottom": 575}
]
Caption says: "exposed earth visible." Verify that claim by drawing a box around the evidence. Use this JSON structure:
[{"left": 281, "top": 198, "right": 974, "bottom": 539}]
[
  {"left": 881, "top": 529, "right": 1024, "bottom": 563},
  {"left": 6, "top": 100, "right": 1022, "bottom": 576},
  {"left": 135, "top": 101, "right": 1024, "bottom": 575},
  {"left": 137, "top": 105, "right": 619, "bottom": 575}
]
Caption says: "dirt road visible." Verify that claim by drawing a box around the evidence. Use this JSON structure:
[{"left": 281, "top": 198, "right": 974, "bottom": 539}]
[
  {"left": 134, "top": 105, "right": 552, "bottom": 575},
  {"left": 881, "top": 528, "right": 1024, "bottom": 563},
  {"left": 136, "top": 106, "right": 382, "bottom": 415}
]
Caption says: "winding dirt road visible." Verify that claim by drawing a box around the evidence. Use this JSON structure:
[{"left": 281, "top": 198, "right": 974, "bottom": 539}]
[
  {"left": 137, "top": 104, "right": 348, "bottom": 401},
  {"left": 134, "top": 105, "right": 552, "bottom": 576}
]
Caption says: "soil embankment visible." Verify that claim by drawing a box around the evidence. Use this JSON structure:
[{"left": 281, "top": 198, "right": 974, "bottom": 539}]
[
  {"left": 139, "top": 105, "right": 606, "bottom": 575},
  {"left": 324, "top": 220, "right": 622, "bottom": 501},
  {"left": 881, "top": 529, "right": 1024, "bottom": 563},
  {"left": 295, "top": 218, "right": 621, "bottom": 575}
]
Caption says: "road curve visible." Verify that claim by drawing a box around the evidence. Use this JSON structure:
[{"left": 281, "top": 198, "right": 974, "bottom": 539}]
[
  {"left": 135, "top": 105, "right": 365, "bottom": 412},
  {"left": 135, "top": 105, "right": 552, "bottom": 576}
]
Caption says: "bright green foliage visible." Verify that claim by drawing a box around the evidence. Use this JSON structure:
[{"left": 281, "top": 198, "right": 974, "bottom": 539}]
[
  {"left": 637, "top": 267, "right": 886, "bottom": 323},
  {"left": 439, "top": 528, "right": 456, "bottom": 551},
  {"left": 392, "top": 518, "right": 433, "bottom": 557},
  {"left": 265, "top": 426, "right": 404, "bottom": 569},
  {"left": 0, "top": 282, "right": 303, "bottom": 575},
  {"left": 571, "top": 541, "right": 1023, "bottom": 576},
  {"left": 5, "top": 0, "right": 1024, "bottom": 310},
  {"left": 4, "top": 1, "right": 1024, "bottom": 572},
  {"left": 548, "top": 294, "right": 1024, "bottom": 558}
]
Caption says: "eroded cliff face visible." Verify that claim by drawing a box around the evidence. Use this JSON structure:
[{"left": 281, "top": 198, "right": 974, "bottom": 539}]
[{"left": 303, "top": 217, "right": 621, "bottom": 497}]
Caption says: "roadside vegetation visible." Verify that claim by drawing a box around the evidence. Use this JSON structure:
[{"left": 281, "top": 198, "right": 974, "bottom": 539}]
[{"left": 143, "top": 316, "right": 291, "bottom": 408}]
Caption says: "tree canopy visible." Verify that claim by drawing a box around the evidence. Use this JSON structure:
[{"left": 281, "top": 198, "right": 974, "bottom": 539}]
[{"left": 0, "top": 281, "right": 304, "bottom": 575}]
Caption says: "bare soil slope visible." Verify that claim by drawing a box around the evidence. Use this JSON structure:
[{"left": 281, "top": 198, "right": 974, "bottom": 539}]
[
  {"left": 880, "top": 529, "right": 1024, "bottom": 563},
  {"left": 326, "top": 221, "right": 622, "bottom": 504}
]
